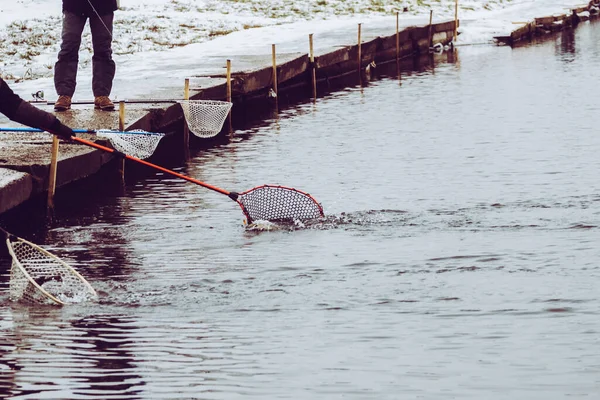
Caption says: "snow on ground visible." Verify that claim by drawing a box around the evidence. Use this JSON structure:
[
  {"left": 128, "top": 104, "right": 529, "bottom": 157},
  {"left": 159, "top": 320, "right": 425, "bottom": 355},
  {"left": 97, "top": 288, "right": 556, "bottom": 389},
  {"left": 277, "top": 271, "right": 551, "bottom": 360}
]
[{"left": 0, "top": 0, "right": 590, "bottom": 100}]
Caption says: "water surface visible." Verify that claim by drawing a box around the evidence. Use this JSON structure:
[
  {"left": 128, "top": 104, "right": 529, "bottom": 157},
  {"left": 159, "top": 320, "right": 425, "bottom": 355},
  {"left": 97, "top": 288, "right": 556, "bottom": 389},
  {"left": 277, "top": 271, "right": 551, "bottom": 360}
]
[{"left": 1, "top": 22, "right": 600, "bottom": 399}]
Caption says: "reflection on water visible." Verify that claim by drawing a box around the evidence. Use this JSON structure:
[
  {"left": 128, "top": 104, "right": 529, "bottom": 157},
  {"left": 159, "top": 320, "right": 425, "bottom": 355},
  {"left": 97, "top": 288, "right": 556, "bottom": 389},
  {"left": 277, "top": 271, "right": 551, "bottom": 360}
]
[
  {"left": 554, "top": 26, "right": 578, "bottom": 65},
  {"left": 0, "top": 310, "right": 145, "bottom": 398},
  {"left": 1, "top": 21, "right": 600, "bottom": 400}
]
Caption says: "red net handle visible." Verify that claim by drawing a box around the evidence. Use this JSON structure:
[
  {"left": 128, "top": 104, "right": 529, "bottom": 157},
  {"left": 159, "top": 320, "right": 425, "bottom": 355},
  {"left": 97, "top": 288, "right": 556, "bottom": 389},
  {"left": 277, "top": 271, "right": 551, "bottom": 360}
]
[{"left": 72, "top": 138, "right": 323, "bottom": 223}]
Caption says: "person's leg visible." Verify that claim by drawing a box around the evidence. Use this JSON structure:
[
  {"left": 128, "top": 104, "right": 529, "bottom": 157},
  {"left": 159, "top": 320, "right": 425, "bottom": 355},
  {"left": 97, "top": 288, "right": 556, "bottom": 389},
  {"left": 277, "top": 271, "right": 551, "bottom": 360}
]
[
  {"left": 90, "top": 12, "right": 116, "bottom": 98},
  {"left": 54, "top": 12, "right": 87, "bottom": 97}
]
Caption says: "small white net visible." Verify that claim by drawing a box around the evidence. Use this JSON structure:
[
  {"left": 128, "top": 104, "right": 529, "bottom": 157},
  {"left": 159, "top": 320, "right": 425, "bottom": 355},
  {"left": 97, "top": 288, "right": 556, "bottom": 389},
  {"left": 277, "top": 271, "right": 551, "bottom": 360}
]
[
  {"left": 96, "top": 129, "right": 164, "bottom": 159},
  {"left": 7, "top": 237, "right": 97, "bottom": 306},
  {"left": 179, "top": 100, "right": 233, "bottom": 138}
]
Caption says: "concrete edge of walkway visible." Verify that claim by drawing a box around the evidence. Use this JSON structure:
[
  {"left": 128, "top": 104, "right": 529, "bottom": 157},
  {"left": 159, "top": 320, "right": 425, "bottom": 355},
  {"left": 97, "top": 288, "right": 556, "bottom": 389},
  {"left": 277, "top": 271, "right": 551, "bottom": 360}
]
[
  {"left": 140, "top": 21, "right": 457, "bottom": 136},
  {"left": 0, "top": 18, "right": 464, "bottom": 216},
  {"left": 494, "top": 0, "right": 600, "bottom": 45}
]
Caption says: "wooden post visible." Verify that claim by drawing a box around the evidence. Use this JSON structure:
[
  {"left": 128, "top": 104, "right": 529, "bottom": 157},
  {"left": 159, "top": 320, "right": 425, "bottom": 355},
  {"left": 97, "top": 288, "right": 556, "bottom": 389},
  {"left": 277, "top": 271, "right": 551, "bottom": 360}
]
[
  {"left": 396, "top": 11, "right": 401, "bottom": 81},
  {"left": 454, "top": 0, "right": 459, "bottom": 42},
  {"left": 183, "top": 78, "right": 190, "bottom": 159},
  {"left": 271, "top": 44, "right": 278, "bottom": 112},
  {"left": 309, "top": 33, "right": 317, "bottom": 101},
  {"left": 226, "top": 59, "right": 232, "bottom": 134},
  {"left": 396, "top": 12, "right": 400, "bottom": 62},
  {"left": 428, "top": 10, "right": 433, "bottom": 48},
  {"left": 184, "top": 78, "right": 190, "bottom": 102},
  {"left": 357, "top": 23, "right": 362, "bottom": 80},
  {"left": 46, "top": 135, "right": 59, "bottom": 214},
  {"left": 271, "top": 44, "right": 278, "bottom": 96},
  {"left": 118, "top": 101, "right": 125, "bottom": 131},
  {"left": 118, "top": 101, "right": 126, "bottom": 181}
]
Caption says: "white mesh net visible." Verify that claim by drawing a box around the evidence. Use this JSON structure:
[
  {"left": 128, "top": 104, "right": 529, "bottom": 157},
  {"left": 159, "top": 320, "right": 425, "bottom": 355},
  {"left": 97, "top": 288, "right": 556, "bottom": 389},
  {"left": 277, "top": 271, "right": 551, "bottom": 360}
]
[
  {"left": 7, "top": 237, "right": 97, "bottom": 306},
  {"left": 179, "top": 100, "right": 233, "bottom": 138},
  {"left": 96, "top": 129, "right": 164, "bottom": 159}
]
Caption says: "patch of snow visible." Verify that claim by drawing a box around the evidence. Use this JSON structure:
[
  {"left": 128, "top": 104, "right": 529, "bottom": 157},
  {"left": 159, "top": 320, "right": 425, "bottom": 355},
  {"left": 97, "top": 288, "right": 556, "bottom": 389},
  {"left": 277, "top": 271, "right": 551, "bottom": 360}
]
[{"left": 0, "top": 0, "right": 592, "bottom": 100}]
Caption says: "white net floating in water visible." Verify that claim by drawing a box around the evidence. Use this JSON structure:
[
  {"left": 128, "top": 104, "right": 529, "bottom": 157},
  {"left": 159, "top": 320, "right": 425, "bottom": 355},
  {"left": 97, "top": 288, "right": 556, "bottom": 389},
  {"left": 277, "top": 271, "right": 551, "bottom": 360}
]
[
  {"left": 96, "top": 129, "right": 164, "bottom": 159},
  {"left": 179, "top": 100, "right": 232, "bottom": 138},
  {"left": 6, "top": 236, "right": 97, "bottom": 306}
]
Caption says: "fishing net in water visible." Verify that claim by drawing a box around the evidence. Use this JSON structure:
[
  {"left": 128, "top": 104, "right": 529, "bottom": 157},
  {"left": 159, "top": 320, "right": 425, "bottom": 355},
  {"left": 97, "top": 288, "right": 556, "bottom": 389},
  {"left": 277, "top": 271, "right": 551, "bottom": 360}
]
[
  {"left": 179, "top": 100, "right": 232, "bottom": 138},
  {"left": 96, "top": 129, "right": 164, "bottom": 159},
  {"left": 6, "top": 235, "right": 97, "bottom": 306},
  {"left": 237, "top": 185, "right": 324, "bottom": 224}
]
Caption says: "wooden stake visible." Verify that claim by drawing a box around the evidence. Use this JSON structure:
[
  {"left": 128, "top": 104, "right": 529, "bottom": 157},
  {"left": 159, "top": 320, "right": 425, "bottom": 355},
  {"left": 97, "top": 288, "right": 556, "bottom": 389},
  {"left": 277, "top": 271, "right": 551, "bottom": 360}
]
[
  {"left": 454, "top": 0, "right": 459, "bottom": 42},
  {"left": 118, "top": 101, "right": 125, "bottom": 131},
  {"left": 184, "top": 78, "right": 190, "bottom": 101},
  {"left": 396, "top": 12, "right": 400, "bottom": 62},
  {"left": 428, "top": 10, "right": 433, "bottom": 48},
  {"left": 271, "top": 44, "right": 278, "bottom": 112},
  {"left": 396, "top": 12, "right": 401, "bottom": 82},
  {"left": 46, "top": 135, "right": 59, "bottom": 214},
  {"left": 226, "top": 59, "right": 233, "bottom": 134},
  {"left": 309, "top": 33, "right": 317, "bottom": 101},
  {"left": 118, "top": 101, "right": 126, "bottom": 181},
  {"left": 183, "top": 78, "right": 190, "bottom": 159},
  {"left": 271, "top": 44, "right": 278, "bottom": 96},
  {"left": 357, "top": 23, "right": 362, "bottom": 80}
]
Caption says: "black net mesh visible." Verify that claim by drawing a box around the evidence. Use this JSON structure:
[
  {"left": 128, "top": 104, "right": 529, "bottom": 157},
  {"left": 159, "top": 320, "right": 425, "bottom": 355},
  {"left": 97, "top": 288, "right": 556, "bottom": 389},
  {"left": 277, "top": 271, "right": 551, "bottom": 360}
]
[{"left": 238, "top": 185, "right": 323, "bottom": 223}]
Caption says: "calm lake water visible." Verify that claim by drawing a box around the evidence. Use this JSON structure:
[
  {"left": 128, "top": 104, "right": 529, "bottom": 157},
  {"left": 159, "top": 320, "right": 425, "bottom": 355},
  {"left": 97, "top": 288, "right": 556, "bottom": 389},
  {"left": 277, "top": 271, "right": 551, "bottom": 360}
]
[{"left": 1, "top": 21, "right": 600, "bottom": 399}]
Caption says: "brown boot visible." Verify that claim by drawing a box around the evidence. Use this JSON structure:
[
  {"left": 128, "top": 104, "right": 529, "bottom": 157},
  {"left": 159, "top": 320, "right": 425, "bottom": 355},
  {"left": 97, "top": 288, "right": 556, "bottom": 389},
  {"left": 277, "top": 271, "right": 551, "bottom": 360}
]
[
  {"left": 54, "top": 95, "right": 72, "bottom": 111},
  {"left": 94, "top": 96, "right": 115, "bottom": 111}
]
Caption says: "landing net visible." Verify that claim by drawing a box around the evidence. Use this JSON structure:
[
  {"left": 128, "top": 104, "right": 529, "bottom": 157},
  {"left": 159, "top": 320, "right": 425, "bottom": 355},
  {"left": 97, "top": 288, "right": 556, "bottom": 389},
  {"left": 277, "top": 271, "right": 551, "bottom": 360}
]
[
  {"left": 237, "top": 185, "right": 324, "bottom": 223},
  {"left": 6, "top": 236, "right": 97, "bottom": 306},
  {"left": 179, "top": 100, "right": 232, "bottom": 138},
  {"left": 96, "top": 129, "right": 164, "bottom": 159}
]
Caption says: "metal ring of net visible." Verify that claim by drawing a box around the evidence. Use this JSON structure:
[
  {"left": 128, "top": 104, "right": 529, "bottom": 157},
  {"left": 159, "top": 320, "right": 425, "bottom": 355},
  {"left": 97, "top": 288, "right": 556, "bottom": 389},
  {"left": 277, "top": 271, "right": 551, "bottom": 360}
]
[
  {"left": 179, "top": 100, "right": 232, "bottom": 138},
  {"left": 6, "top": 237, "right": 97, "bottom": 306},
  {"left": 96, "top": 129, "right": 164, "bottom": 159},
  {"left": 237, "top": 185, "right": 324, "bottom": 223}
]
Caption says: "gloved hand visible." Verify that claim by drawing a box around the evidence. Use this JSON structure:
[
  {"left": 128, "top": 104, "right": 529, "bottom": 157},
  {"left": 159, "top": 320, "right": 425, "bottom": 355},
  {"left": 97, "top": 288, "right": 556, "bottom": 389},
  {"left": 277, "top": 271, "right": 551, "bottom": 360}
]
[
  {"left": 12, "top": 100, "right": 75, "bottom": 140},
  {"left": 49, "top": 118, "right": 75, "bottom": 140}
]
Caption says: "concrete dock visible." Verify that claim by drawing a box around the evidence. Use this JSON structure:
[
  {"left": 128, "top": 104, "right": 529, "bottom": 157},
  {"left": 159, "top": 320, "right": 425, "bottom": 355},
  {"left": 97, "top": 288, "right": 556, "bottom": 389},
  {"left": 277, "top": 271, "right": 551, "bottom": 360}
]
[
  {"left": 1, "top": 0, "right": 597, "bottom": 217},
  {"left": 494, "top": 0, "right": 600, "bottom": 45},
  {"left": 0, "top": 16, "right": 457, "bottom": 216}
]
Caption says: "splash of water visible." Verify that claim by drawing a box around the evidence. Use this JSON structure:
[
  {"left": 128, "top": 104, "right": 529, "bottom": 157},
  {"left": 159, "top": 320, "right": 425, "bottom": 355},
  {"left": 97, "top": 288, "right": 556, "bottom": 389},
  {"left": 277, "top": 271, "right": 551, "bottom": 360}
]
[
  {"left": 40, "top": 280, "right": 97, "bottom": 304},
  {"left": 245, "top": 220, "right": 283, "bottom": 231}
]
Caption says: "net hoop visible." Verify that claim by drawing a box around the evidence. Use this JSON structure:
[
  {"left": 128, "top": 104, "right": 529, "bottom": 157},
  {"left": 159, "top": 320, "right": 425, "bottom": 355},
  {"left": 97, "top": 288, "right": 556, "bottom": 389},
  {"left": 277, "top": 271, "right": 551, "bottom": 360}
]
[
  {"left": 96, "top": 129, "right": 164, "bottom": 159},
  {"left": 237, "top": 184, "right": 324, "bottom": 224},
  {"left": 6, "top": 236, "right": 98, "bottom": 306},
  {"left": 179, "top": 100, "right": 232, "bottom": 138}
]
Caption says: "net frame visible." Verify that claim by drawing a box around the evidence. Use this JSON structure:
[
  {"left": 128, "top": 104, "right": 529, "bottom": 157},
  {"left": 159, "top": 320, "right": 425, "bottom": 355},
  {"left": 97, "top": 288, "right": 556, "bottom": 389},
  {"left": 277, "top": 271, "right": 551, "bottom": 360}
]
[
  {"left": 96, "top": 129, "right": 164, "bottom": 159},
  {"left": 179, "top": 100, "right": 233, "bottom": 138},
  {"left": 236, "top": 184, "right": 324, "bottom": 224},
  {"left": 6, "top": 236, "right": 97, "bottom": 306}
]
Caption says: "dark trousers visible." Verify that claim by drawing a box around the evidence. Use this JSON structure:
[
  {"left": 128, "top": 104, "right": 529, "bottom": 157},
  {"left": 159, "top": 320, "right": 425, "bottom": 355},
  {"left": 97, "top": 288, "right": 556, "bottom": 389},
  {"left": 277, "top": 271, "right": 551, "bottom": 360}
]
[{"left": 54, "top": 11, "right": 116, "bottom": 97}]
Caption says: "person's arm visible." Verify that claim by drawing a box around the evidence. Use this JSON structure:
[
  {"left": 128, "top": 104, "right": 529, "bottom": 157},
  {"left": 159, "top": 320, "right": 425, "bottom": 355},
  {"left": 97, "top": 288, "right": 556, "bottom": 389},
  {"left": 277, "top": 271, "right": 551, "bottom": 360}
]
[
  {"left": 0, "top": 78, "right": 74, "bottom": 140},
  {"left": 0, "top": 77, "right": 22, "bottom": 120}
]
